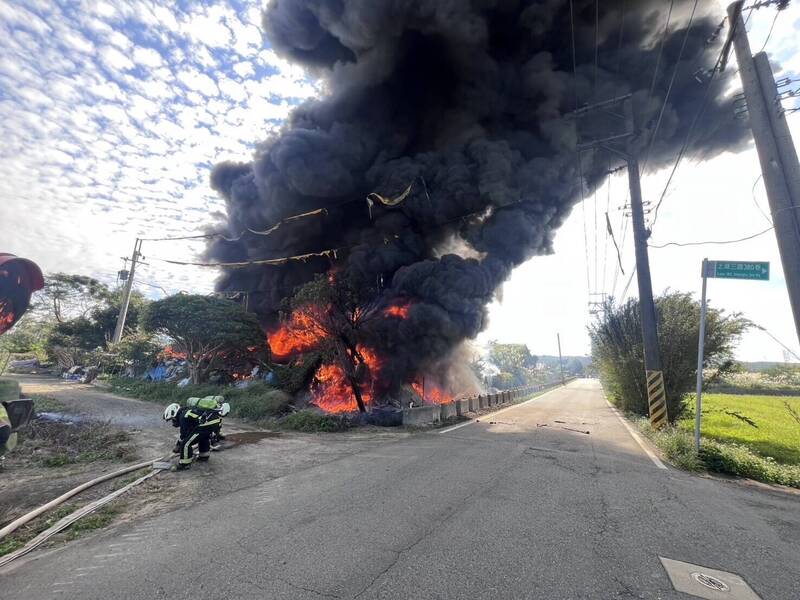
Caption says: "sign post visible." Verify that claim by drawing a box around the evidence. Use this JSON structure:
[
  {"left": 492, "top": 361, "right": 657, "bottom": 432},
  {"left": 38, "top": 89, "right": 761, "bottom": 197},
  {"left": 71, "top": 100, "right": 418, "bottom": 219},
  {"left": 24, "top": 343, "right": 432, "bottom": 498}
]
[{"left": 695, "top": 260, "right": 770, "bottom": 452}]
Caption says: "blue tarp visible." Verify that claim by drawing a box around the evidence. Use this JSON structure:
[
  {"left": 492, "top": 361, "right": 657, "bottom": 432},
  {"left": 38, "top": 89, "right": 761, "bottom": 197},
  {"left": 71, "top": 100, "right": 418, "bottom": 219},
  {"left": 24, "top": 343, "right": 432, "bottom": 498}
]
[{"left": 145, "top": 364, "right": 167, "bottom": 381}]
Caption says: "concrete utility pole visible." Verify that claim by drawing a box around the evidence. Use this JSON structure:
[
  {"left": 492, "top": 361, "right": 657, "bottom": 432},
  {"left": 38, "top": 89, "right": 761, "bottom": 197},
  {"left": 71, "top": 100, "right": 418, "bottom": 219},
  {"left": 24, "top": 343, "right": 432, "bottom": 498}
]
[
  {"left": 626, "top": 154, "right": 668, "bottom": 428},
  {"left": 557, "top": 333, "right": 565, "bottom": 385},
  {"left": 112, "top": 238, "right": 143, "bottom": 344},
  {"left": 573, "top": 95, "right": 668, "bottom": 428},
  {"left": 727, "top": 1, "right": 800, "bottom": 344}
]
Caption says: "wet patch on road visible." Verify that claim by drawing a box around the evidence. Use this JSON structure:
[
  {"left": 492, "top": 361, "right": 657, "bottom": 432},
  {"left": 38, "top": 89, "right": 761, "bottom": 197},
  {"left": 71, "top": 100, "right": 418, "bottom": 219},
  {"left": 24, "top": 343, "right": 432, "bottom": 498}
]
[{"left": 224, "top": 432, "right": 281, "bottom": 446}]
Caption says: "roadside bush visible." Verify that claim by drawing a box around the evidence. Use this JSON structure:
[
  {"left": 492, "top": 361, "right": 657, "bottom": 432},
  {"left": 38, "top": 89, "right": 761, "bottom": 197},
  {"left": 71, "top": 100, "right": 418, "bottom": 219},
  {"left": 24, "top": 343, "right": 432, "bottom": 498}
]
[
  {"left": 109, "top": 377, "right": 223, "bottom": 403},
  {"left": 280, "top": 410, "right": 349, "bottom": 432},
  {"left": 633, "top": 418, "right": 703, "bottom": 471},
  {"left": 493, "top": 372, "right": 516, "bottom": 390},
  {"left": 108, "top": 333, "right": 162, "bottom": 377},
  {"left": 634, "top": 417, "right": 800, "bottom": 488},
  {"left": 0, "top": 379, "right": 20, "bottom": 401},
  {"left": 108, "top": 378, "right": 294, "bottom": 421},
  {"left": 700, "top": 440, "right": 800, "bottom": 488},
  {"left": 591, "top": 293, "right": 749, "bottom": 422},
  {"left": 230, "top": 388, "right": 292, "bottom": 420}
]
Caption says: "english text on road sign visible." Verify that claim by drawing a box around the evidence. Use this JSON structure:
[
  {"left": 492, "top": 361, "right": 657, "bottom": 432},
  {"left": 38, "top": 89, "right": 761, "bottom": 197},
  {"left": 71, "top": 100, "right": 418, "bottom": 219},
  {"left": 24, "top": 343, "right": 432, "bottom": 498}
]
[{"left": 705, "top": 261, "right": 769, "bottom": 281}]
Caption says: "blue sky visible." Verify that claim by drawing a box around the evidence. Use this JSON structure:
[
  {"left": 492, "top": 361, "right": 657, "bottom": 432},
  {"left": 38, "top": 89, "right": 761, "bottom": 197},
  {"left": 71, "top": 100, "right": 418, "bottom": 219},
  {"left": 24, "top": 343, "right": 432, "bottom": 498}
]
[
  {"left": 1, "top": 1, "right": 800, "bottom": 361},
  {"left": 0, "top": 0, "right": 317, "bottom": 292}
]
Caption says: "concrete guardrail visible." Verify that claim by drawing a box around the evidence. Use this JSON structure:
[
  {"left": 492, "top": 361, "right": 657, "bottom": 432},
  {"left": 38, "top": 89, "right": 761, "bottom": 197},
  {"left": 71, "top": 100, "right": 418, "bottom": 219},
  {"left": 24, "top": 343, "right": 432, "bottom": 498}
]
[{"left": 401, "top": 377, "right": 576, "bottom": 427}]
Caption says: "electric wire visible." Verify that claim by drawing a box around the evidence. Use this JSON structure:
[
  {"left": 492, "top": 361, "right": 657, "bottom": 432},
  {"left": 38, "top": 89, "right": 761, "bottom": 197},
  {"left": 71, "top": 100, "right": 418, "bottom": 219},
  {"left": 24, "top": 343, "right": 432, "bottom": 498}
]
[
  {"left": 570, "top": 0, "right": 593, "bottom": 296},
  {"left": 601, "top": 157, "right": 612, "bottom": 294},
  {"left": 620, "top": 265, "right": 637, "bottom": 302},
  {"left": 648, "top": 226, "right": 774, "bottom": 248},
  {"left": 592, "top": 0, "right": 601, "bottom": 299},
  {"left": 608, "top": 0, "right": 675, "bottom": 291},
  {"left": 650, "top": 2, "right": 761, "bottom": 230},
  {"left": 751, "top": 174, "right": 773, "bottom": 224},
  {"left": 641, "top": 0, "right": 697, "bottom": 179},
  {"left": 754, "top": 323, "right": 800, "bottom": 362},
  {"left": 607, "top": 1, "right": 628, "bottom": 298},
  {"left": 758, "top": 8, "right": 780, "bottom": 53},
  {"left": 649, "top": 44, "right": 727, "bottom": 229}
]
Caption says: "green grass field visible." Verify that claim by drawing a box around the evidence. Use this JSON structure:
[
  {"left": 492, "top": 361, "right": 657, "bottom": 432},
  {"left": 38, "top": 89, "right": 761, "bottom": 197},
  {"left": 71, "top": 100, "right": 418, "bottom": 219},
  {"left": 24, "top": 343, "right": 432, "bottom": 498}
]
[{"left": 678, "top": 393, "right": 800, "bottom": 465}]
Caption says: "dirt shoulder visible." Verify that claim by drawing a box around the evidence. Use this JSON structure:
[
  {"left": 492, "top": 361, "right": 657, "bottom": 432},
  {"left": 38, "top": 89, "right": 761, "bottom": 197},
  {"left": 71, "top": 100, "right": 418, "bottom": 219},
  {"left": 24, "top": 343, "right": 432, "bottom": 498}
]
[{"left": 1, "top": 374, "right": 413, "bottom": 560}]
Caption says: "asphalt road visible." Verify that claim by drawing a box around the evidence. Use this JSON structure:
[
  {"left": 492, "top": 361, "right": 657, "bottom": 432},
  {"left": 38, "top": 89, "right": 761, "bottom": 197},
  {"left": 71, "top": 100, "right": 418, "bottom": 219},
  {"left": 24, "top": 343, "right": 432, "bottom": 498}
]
[{"left": 2, "top": 379, "right": 798, "bottom": 599}]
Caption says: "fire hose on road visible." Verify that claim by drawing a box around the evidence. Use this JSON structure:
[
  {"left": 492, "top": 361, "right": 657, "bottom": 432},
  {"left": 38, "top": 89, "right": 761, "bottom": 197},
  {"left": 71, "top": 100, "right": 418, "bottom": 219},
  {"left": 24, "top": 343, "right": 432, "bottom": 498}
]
[{"left": 0, "top": 457, "right": 170, "bottom": 569}]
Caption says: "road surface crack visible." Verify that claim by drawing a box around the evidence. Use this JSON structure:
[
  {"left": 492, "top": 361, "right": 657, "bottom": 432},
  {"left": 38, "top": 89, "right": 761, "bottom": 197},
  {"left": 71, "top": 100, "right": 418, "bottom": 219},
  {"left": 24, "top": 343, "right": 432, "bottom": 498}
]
[{"left": 244, "top": 572, "right": 341, "bottom": 599}]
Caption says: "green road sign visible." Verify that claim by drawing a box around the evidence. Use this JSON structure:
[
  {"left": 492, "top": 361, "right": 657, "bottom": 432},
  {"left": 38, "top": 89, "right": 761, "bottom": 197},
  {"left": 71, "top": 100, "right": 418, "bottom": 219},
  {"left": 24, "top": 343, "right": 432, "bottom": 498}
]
[{"left": 707, "top": 260, "right": 770, "bottom": 281}]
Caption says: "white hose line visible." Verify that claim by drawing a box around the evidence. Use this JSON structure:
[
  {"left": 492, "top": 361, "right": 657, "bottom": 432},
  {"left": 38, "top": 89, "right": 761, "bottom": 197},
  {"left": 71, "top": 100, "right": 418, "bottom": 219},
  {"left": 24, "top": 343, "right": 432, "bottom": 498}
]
[
  {"left": 0, "top": 457, "right": 164, "bottom": 541},
  {"left": 0, "top": 468, "right": 164, "bottom": 569}
]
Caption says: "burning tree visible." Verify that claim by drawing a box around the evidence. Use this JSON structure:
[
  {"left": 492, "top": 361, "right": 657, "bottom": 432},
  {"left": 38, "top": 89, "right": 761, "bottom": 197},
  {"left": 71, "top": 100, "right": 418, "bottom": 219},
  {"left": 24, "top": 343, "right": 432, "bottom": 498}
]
[{"left": 271, "top": 274, "right": 382, "bottom": 413}]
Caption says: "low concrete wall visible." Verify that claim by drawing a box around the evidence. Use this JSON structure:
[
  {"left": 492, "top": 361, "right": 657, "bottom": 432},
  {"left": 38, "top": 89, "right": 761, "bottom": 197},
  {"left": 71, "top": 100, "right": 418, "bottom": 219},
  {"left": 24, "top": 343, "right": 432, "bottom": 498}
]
[
  {"left": 440, "top": 402, "right": 458, "bottom": 420},
  {"left": 456, "top": 398, "right": 470, "bottom": 417},
  {"left": 401, "top": 378, "right": 577, "bottom": 426},
  {"left": 402, "top": 405, "right": 441, "bottom": 426}
]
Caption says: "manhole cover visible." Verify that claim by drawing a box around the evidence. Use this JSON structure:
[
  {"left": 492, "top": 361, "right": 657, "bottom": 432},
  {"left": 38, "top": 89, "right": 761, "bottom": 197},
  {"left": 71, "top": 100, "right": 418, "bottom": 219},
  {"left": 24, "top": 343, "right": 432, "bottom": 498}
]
[
  {"left": 692, "top": 572, "right": 730, "bottom": 592},
  {"left": 659, "top": 557, "right": 762, "bottom": 600}
]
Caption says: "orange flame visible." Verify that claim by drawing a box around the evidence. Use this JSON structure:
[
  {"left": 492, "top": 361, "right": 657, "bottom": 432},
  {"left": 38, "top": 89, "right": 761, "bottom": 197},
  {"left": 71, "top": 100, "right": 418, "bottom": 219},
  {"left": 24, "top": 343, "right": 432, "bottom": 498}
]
[
  {"left": 311, "top": 345, "right": 381, "bottom": 414},
  {"left": 0, "top": 299, "right": 15, "bottom": 335},
  {"left": 411, "top": 380, "right": 454, "bottom": 405},
  {"left": 268, "top": 306, "right": 328, "bottom": 361},
  {"left": 160, "top": 345, "right": 187, "bottom": 361},
  {"left": 383, "top": 302, "right": 410, "bottom": 319}
]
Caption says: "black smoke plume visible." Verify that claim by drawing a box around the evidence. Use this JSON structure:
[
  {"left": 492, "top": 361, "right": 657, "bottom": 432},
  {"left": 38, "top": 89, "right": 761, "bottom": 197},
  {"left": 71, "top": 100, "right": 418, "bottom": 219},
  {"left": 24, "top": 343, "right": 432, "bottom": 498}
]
[{"left": 208, "top": 0, "right": 747, "bottom": 396}]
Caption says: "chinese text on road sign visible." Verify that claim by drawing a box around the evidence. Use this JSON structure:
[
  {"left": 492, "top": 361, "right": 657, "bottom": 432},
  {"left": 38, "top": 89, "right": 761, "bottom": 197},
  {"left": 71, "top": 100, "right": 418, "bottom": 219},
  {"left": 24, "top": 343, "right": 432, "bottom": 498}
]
[{"left": 705, "top": 261, "right": 770, "bottom": 281}]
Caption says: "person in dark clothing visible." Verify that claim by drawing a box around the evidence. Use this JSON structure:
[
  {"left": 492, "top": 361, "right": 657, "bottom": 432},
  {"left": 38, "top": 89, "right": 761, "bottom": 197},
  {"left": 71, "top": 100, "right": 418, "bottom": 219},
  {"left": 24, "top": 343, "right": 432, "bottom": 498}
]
[
  {"left": 164, "top": 399, "right": 197, "bottom": 455},
  {"left": 177, "top": 397, "right": 221, "bottom": 470}
]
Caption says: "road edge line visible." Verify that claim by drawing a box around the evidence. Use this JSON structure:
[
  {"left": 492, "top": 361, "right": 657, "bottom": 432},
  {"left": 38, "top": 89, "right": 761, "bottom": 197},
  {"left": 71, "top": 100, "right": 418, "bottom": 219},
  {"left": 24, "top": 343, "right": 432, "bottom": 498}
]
[
  {"left": 604, "top": 398, "right": 668, "bottom": 470},
  {"left": 437, "top": 385, "right": 566, "bottom": 434}
]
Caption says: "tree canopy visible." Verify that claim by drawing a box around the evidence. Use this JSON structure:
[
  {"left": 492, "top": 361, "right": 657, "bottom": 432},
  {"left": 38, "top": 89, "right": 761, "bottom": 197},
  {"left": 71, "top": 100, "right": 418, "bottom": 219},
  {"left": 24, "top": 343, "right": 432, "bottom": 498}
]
[
  {"left": 488, "top": 342, "right": 537, "bottom": 372},
  {"left": 31, "top": 273, "right": 114, "bottom": 323},
  {"left": 590, "top": 292, "right": 750, "bottom": 421},
  {"left": 141, "top": 294, "right": 265, "bottom": 384},
  {"left": 486, "top": 342, "right": 538, "bottom": 389}
]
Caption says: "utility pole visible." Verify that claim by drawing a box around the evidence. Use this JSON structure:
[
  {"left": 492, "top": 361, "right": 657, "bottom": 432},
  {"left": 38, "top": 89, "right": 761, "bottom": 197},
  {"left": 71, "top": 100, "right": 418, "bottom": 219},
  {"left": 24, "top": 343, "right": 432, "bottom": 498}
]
[
  {"left": 112, "top": 238, "right": 143, "bottom": 344},
  {"left": 573, "top": 96, "right": 668, "bottom": 428},
  {"left": 557, "top": 333, "right": 565, "bottom": 385},
  {"left": 627, "top": 154, "right": 667, "bottom": 428},
  {"left": 726, "top": 1, "right": 800, "bottom": 344}
]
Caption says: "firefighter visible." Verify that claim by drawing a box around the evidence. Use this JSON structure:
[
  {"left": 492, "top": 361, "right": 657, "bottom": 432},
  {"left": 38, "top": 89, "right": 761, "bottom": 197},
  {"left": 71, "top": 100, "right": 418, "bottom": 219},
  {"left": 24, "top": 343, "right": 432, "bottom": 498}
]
[
  {"left": 207, "top": 395, "right": 228, "bottom": 445},
  {"left": 164, "top": 401, "right": 189, "bottom": 454},
  {"left": 177, "top": 396, "right": 222, "bottom": 470},
  {"left": 0, "top": 403, "right": 14, "bottom": 458}
]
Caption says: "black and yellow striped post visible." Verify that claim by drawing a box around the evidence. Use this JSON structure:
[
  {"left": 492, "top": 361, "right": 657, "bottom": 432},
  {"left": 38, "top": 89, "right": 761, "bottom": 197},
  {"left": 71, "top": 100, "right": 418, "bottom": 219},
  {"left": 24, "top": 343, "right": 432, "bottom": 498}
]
[{"left": 646, "top": 370, "right": 668, "bottom": 429}]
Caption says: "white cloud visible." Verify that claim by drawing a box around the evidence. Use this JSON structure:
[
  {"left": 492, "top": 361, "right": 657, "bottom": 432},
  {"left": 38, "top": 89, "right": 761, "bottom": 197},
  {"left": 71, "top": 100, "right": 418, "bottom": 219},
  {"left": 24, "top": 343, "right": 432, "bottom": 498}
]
[
  {"left": 107, "top": 30, "right": 133, "bottom": 51},
  {"left": 0, "top": 4, "right": 51, "bottom": 35},
  {"left": 177, "top": 69, "right": 219, "bottom": 97},
  {"left": 99, "top": 45, "right": 135, "bottom": 71},
  {"left": 233, "top": 24, "right": 263, "bottom": 56},
  {"left": 60, "top": 30, "right": 95, "bottom": 54},
  {"left": 233, "top": 61, "right": 255, "bottom": 78},
  {"left": 185, "top": 6, "right": 234, "bottom": 49},
  {"left": 132, "top": 46, "right": 163, "bottom": 69}
]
